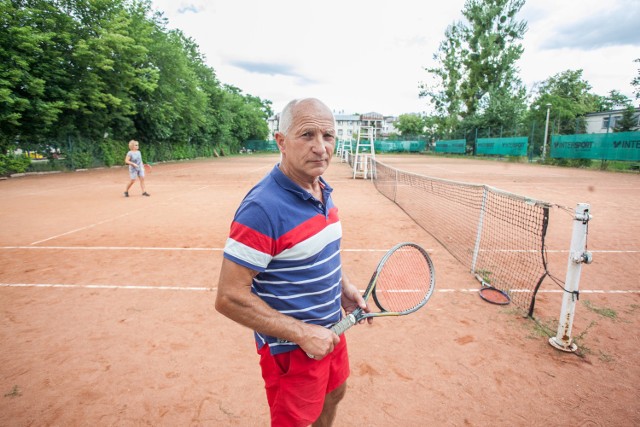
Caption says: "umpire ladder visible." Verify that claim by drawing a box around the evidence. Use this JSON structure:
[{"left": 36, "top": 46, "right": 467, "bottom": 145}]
[
  {"left": 352, "top": 126, "right": 375, "bottom": 179},
  {"left": 341, "top": 138, "right": 353, "bottom": 163}
]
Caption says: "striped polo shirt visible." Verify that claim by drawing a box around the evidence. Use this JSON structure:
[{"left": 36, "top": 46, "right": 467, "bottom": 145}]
[{"left": 223, "top": 164, "right": 344, "bottom": 355}]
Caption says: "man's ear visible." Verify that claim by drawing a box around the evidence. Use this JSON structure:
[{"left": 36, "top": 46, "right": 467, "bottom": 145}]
[{"left": 274, "top": 132, "right": 286, "bottom": 152}]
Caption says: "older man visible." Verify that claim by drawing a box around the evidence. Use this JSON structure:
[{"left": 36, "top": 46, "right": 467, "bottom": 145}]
[{"left": 216, "top": 98, "right": 367, "bottom": 426}]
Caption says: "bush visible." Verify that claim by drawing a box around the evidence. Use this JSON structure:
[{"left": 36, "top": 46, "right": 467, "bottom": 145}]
[
  {"left": 568, "top": 159, "right": 592, "bottom": 168},
  {"left": 0, "top": 154, "right": 31, "bottom": 176},
  {"left": 65, "top": 151, "right": 93, "bottom": 169},
  {"left": 99, "top": 139, "right": 122, "bottom": 167}
]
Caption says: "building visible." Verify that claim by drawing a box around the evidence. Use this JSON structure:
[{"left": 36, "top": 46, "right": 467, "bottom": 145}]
[
  {"left": 335, "top": 114, "right": 360, "bottom": 140},
  {"left": 584, "top": 107, "right": 640, "bottom": 133},
  {"left": 267, "top": 111, "right": 399, "bottom": 140}
]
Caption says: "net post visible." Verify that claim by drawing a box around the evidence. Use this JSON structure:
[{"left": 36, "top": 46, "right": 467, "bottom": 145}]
[
  {"left": 549, "top": 203, "right": 592, "bottom": 352},
  {"left": 393, "top": 168, "right": 398, "bottom": 202},
  {"left": 471, "top": 186, "right": 488, "bottom": 273}
]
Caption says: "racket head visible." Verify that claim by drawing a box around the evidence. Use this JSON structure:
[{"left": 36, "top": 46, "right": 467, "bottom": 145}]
[
  {"left": 479, "top": 286, "right": 511, "bottom": 305},
  {"left": 368, "top": 242, "right": 435, "bottom": 316},
  {"left": 144, "top": 163, "right": 152, "bottom": 172},
  {"left": 330, "top": 242, "right": 435, "bottom": 336}
]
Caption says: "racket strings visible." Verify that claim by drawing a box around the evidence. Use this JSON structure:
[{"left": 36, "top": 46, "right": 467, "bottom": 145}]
[{"left": 374, "top": 247, "right": 433, "bottom": 313}]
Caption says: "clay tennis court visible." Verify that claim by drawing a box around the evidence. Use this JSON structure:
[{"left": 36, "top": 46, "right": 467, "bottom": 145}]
[{"left": 1, "top": 154, "right": 638, "bottom": 426}]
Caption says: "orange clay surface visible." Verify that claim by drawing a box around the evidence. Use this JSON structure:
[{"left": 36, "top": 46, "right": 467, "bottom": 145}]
[{"left": 1, "top": 154, "right": 638, "bottom": 426}]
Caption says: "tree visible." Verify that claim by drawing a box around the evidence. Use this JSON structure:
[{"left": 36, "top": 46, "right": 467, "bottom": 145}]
[
  {"left": 459, "top": 0, "right": 527, "bottom": 118},
  {"left": 1, "top": 0, "right": 272, "bottom": 164},
  {"left": 530, "top": 70, "right": 601, "bottom": 135},
  {"left": 420, "top": 22, "right": 464, "bottom": 130},
  {"left": 395, "top": 114, "right": 425, "bottom": 137},
  {"left": 421, "top": 0, "right": 527, "bottom": 125},
  {"left": 597, "top": 90, "right": 632, "bottom": 111},
  {"left": 613, "top": 105, "right": 639, "bottom": 132},
  {"left": 0, "top": 0, "right": 70, "bottom": 151},
  {"left": 632, "top": 58, "right": 640, "bottom": 100}
]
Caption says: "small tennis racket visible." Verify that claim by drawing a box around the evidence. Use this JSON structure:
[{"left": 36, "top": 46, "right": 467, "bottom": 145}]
[
  {"left": 144, "top": 163, "right": 152, "bottom": 173},
  {"left": 331, "top": 242, "right": 435, "bottom": 336}
]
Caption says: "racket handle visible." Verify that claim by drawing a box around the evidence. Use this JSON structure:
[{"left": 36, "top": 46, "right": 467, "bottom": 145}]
[{"left": 330, "top": 311, "right": 360, "bottom": 336}]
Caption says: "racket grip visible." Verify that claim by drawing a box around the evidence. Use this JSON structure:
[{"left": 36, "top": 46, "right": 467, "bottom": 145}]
[{"left": 330, "top": 312, "right": 358, "bottom": 336}]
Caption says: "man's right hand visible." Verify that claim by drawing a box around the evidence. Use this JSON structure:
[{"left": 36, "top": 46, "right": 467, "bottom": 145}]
[{"left": 299, "top": 323, "right": 340, "bottom": 360}]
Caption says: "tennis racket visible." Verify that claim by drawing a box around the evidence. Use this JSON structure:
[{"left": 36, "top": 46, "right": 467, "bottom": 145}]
[
  {"left": 143, "top": 163, "right": 152, "bottom": 173},
  {"left": 331, "top": 242, "right": 435, "bottom": 336}
]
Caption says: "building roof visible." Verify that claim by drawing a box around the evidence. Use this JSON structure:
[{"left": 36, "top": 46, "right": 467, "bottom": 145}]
[
  {"left": 335, "top": 115, "right": 360, "bottom": 121},
  {"left": 585, "top": 107, "right": 640, "bottom": 117}
]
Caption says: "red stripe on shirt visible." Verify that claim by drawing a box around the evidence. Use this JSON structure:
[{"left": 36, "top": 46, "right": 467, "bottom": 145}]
[
  {"left": 229, "top": 222, "right": 275, "bottom": 255},
  {"left": 275, "top": 207, "right": 340, "bottom": 253}
]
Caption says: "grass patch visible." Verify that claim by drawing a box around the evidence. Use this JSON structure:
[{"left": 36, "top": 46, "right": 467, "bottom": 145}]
[
  {"left": 528, "top": 317, "right": 556, "bottom": 339},
  {"left": 598, "top": 350, "right": 614, "bottom": 363},
  {"left": 4, "top": 385, "right": 21, "bottom": 398},
  {"left": 583, "top": 300, "right": 617, "bottom": 320}
]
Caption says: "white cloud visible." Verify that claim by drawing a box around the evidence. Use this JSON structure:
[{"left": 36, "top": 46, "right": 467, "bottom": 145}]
[{"left": 150, "top": 0, "right": 639, "bottom": 116}]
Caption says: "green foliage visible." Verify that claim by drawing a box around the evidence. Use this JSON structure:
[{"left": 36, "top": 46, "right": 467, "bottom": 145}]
[
  {"left": 531, "top": 70, "right": 600, "bottom": 130},
  {"left": 583, "top": 300, "right": 617, "bottom": 319},
  {"left": 421, "top": 1, "right": 635, "bottom": 162},
  {"left": 0, "top": 153, "right": 31, "bottom": 176},
  {"left": 66, "top": 150, "right": 93, "bottom": 169},
  {"left": 395, "top": 114, "right": 425, "bottom": 136},
  {"left": 549, "top": 158, "right": 592, "bottom": 168},
  {"left": 422, "top": 0, "right": 527, "bottom": 121},
  {"left": 632, "top": 58, "right": 640, "bottom": 100},
  {"left": 597, "top": 90, "right": 632, "bottom": 111},
  {"left": 1, "top": 0, "right": 271, "bottom": 164},
  {"left": 421, "top": 0, "right": 528, "bottom": 141},
  {"left": 99, "top": 139, "right": 124, "bottom": 167},
  {"left": 613, "top": 105, "right": 639, "bottom": 132}
]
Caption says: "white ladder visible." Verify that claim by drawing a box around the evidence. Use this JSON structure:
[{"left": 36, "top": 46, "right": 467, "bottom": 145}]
[
  {"left": 340, "top": 139, "right": 353, "bottom": 163},
  {"left": 352, "top": 126, "right": 375, "bottom": 179}
]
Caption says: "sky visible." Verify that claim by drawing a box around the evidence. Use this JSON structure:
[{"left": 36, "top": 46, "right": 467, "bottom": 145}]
[{"left": 149, "top": 0, "right": 640, "bottom": 117}]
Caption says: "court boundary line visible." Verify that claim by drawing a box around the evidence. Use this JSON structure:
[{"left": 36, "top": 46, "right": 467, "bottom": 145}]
[
  {"left": 2, "top": 246, "right": 639, "bottom": 254},
  {"left": 28, "top": 185, "right": 211, "bottom": 246},
  {"left": 1, "top": 283, "right": 638, "bottom": 294}
]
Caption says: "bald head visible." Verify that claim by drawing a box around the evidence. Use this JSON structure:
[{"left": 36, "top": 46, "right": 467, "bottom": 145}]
[{"left": 279, "top": 98, "right": 335, "bottom": 136}]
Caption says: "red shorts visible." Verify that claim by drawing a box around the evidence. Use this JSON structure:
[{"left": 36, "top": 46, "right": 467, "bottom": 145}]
[{"left": 257, "top": 336, "right": 350, "bottom": 427}]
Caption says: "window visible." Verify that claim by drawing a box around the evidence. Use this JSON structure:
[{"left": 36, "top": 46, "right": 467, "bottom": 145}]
[{"left": 602, "top": 116, "right": 621, "bottom": 129}]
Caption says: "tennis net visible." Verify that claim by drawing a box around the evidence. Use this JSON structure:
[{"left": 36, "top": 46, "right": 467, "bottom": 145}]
[{"left": 367, "top": 158, "right": 556, "bottom": 315}]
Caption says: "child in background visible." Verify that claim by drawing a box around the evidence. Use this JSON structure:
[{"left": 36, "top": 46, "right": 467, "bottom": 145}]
[{"left": 124, "top": 139, "right": 150, "bottom": 197}]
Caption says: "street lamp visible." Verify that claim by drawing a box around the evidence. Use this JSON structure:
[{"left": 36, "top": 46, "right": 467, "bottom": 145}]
[{"left": 542, "top": 103, "right": 551, "bottom": 162}]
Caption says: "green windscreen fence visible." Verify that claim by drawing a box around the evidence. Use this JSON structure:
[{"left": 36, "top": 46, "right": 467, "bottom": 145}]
[
  {"left": 551, "top": 132, "right": 640, "bottom": 161},
  {"left": 243, "top": 140, "right": 279, "bottom": 152},
  {"left": 245, "top": 140, "right": 426, "bottom": 153},
  {"left": 374, "top": 140, "right": 426, "bottom": 153},
  {"left": 476, "top": 137, "right": 528, "bottom": 156},
  {"left": 435, "top": 139, "right": 466, "bottom": 154},
  {"left": 337, "top": 140, "right": 426, "bottom": 153}
]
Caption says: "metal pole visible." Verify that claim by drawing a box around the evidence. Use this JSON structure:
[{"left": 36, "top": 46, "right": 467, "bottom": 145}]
[
  {"left": 549, "top": 203, "right": 592, "bottom": 352},
  {"left": 542, "top": 103, "right": 551, "bottom": 162}
]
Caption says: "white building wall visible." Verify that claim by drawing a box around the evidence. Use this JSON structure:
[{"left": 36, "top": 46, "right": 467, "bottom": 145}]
[{"left": 584, "top": 108, "right": 640, "bottom": 133}]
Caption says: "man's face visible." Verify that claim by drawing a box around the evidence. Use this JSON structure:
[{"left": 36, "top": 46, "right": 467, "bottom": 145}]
[{"left": 276, "top": 100, "right": 336, "bottom": 182}]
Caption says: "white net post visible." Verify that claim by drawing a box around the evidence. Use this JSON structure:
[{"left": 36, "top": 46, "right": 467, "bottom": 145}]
[{"left": 549, "top": 203, "right": 592, "bottom": 352}]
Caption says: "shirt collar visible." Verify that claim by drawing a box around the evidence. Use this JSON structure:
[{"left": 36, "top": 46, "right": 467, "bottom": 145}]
[{"left": 270, "top": 164, "right": 333, "bottom": 201}]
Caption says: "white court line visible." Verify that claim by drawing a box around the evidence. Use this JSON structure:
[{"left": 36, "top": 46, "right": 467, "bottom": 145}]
[
  {"left": 0, "top": 246, "right": 396, "bottom": 252},
  {"left": 29, "top": 213, "right": 136, "bottom": 245},
  {"left": 1, "top": 283, "right": 638, "bottom": 294},
  {"left": 2, "top": 246, "right": 222, "bottom": 251},
  {"left": 28, "top": 185, "right": 210, "bottom": 246},
  {"left": 2, "top": 246, "right": 639, "bottom": 254}
]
